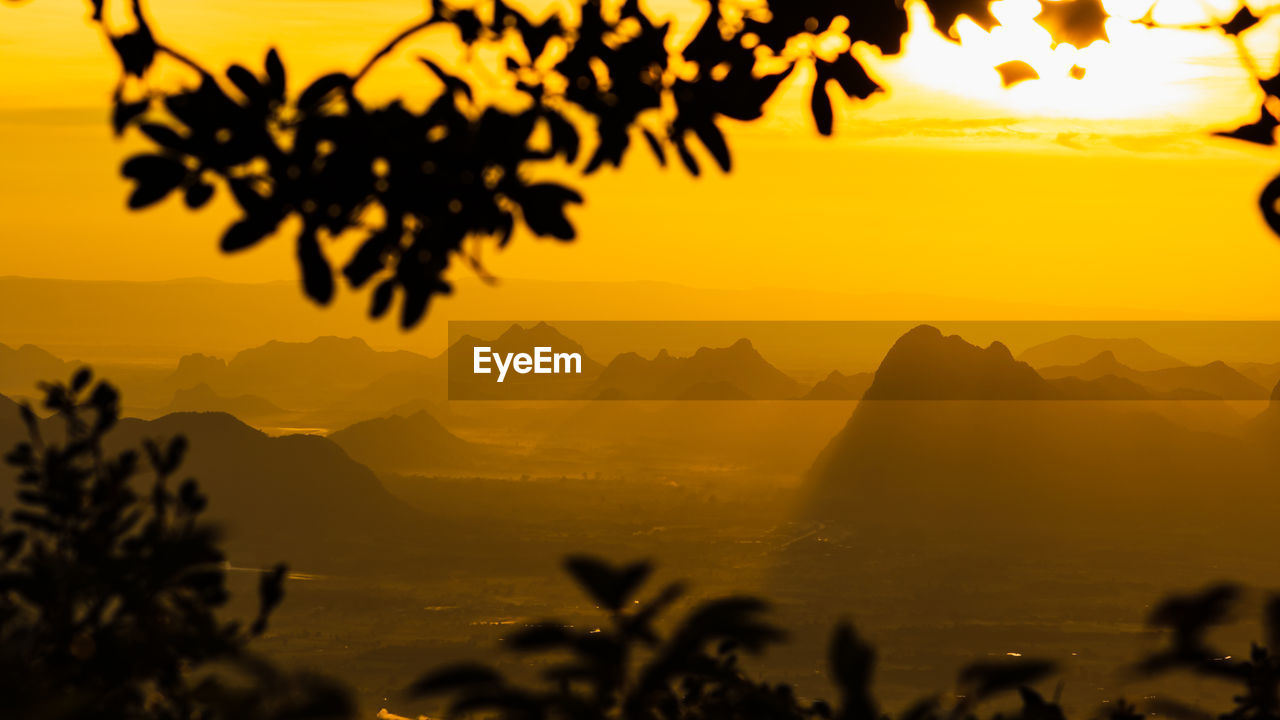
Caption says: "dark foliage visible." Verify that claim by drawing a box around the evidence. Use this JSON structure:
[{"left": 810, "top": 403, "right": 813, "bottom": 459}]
[
  {"left": 401, "top": 554, "right": 1065, "bottom": 720},
  {"left": 399, "top": 556, "right": 1280, "bottom": 720},
  {"left": 3, "top": 377, "right": 1280, "bottom": 720},
  {"left": 0, "top": 371, "right": 352, "bottom": 719},
  {"left": 2, "top": 0, "right": 1131, "bottom": 327}
]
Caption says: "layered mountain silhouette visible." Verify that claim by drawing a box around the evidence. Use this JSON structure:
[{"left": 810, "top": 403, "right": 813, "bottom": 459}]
[
  {"left": 1018, "top": 334, "right": 1186, "bottom": 371},
  {"left": 1232, "top": 360, "right": 1280, "bottom": 393},
  {"left": 164, "top": 383, "right": 292, "bottom": 422},
  {"left": 0, "top": 343, "right": 74, "bottom": 395},
  {"left": 105, "top": 411, "right": 425, "bottom": 570},
  {"left": 328, "top": 410, "right": 475, "bottom": 474},
  {"left": 167, "top": 352, "right": 228, "bottom": 389},
  {"left": 858, "top": 326, "right": 1202, "bottom": 401},
  {"left": 221, "top": 336, "right": 436, "bottom": 408},
  {"left": 1039, "top": 350, "right": 1266, "bottom": 399},
  {"left": 806, "top": 325, "right": 1270, "bottom": 529},
  {"left": 589, "top": 338, "right": 803, "bottom": 400},
  {"left": 802, "top": 370, "right": 874, "bottom": 400},
  {"left": 0, "top": 404, "right": 426, "bottom": 572}
]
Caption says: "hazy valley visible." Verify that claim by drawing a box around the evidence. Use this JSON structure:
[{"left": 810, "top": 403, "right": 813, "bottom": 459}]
[{"left": 5, "top": 282, "right": 1280, "bottom": 715}]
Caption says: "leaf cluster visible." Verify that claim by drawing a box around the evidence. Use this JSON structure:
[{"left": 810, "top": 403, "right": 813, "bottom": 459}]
[
  {"left": 0, "top": 370, "right": 352, "bottom": 720},
  {"left": 62, "top": 0, "right": 1123, "bottom": 327}
]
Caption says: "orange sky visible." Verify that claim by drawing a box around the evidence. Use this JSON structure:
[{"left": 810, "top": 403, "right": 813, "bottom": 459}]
[{"left": 4, "top": 0, "right": 1280, "bottom": 320}]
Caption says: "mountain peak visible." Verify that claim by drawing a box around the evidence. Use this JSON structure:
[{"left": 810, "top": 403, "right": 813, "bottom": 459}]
[
  {"left": 985, "top": 340, "right": 1013, "bottom": 360},
  {"left": 1018, "top": 335, "right": 1185, "bottom": 371},
  {"left": 864, "top": 326, "right": 1057, "bottom": 400}
]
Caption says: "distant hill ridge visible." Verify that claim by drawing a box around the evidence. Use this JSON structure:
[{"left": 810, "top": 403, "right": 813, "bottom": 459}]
[
  {"left": 1018, "top": 334, "right": 1186, "bottom": 371},
  {"left": 589, "top": 337, "right": 803, "bottom": 400},
  {"left": 802, "top": 370, "right": 875, "bottom": 400},
  {"left": 859, "top": 325, "right": 1261, "bottom": 401},
  {"left": 165, "top": 383, "right": 291, "bottom": 420},
  {"left": 1040, "top": 350, "right": 1267, "bottom": 399},
  {"left": 328, "top": 410, "right": 473, "bottom": 474},
  {"left": 0, "top": 342, "right": 76, "bottom": 395},
  {"left": 0, "top": 404, "right": 427, "bottom": 573}
]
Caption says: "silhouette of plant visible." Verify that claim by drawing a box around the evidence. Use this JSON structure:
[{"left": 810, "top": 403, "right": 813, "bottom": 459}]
[
  {"left": 3, "top": 0, "right": 1127, "bottom": 327},
  {"left": 0, "top": 370, "right": 352, "bottom": 719},
  {"left": 1135, "top": 583, "right": 1280, "bottom": 720},
  {"left": 6, "top": 374, "right": 1280, "bottom": 720},
  {"left": 403, "top": 554, "right": 1065, "bottom": 720},
  {"left": 403, "top": 560, "right": 1280, "bottom": 720}
]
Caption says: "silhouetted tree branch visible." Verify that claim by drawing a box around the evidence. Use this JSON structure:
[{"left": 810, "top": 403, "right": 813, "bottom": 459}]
[{"left": 1, "top": 0, "right": 1152, "bottom": 328}]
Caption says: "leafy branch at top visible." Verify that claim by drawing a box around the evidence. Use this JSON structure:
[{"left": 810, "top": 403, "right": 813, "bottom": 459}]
[{"left": 44, "top": 0, "right": 1280, "bottom": 328}]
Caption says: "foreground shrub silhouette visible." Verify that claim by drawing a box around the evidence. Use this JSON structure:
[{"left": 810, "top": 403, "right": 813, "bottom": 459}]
[
  {"left": 5, "top": 375, "right": 1280, "bottom": 720},
  {"left": 404, "top": 559, "right": 1280, "bottom": 720},
  {"left": 404, "top": 554, "right": 1069, "bottom": 720},
  {"left": 0, "top": 370, "right": 352, "bottom": 720}
]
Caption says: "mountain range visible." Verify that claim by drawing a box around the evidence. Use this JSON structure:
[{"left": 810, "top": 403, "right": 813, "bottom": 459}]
[
  {"left": 802, "top": 370, "right": 875, "bottom": 400},
  {"left": 1039, "top": 350, "right": 1267, "bottom": 399},
  {"left": 806, "top": 325, "right": 1277, "bottom": 532},
  {"left": 589, "top": 338, "right": 804, "bottom": 400},
  {"left": 1017, "top": 334, "right": 1187, "bottom": 370}
]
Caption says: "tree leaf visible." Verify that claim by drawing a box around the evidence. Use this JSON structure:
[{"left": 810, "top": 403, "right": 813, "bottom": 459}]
[
  {"left": 265, "top": 48, "right": 286, "bottom": 99},
  {"left": 122, "top": 154, "right": 187, "bottom": 209},
  {"left": 564, "top": 556, "right": 651, "bottom": 611},
  {"left": 139, "top": 123, "right": 187, "bottom": 151},
  {"left": 297, "top": 227, "right": 334, "bottom": 304},
  {"left": 227, "top": 64, "right": 266, "bottom": 103},
  {"left": 221, "top": 217, "right": 276, "bottom": 252},
  {"left": 995, "top": 60, "right": 1039, "bottom": 87},
  {"left": 1036, "top": 0, "right": 1109, "bottom": 48},
  {"left": 693, "top": 119, "right": 730, "bottom": 172},
  {"left": 518, "top": 183, "right": 583, "bottom": 240},
  {"left": 811, "top": 80, "right": 834, "bottom": 136},
  {"left": 184, "top": 180, "right": 214, "bottom": 209},
  {"left": 370, "top": 279, "right": 396, "bottom": 319},
  {"left": 109, "top": 27, "right": 157, "bottom": 77},
  {"left": 1222, "top": 5, "right": 1260, "bottom": 35},
  {"left": 297, "top": 72, "right": 351, "bottom": 112},
  {"left": 642, "top": 128, "right": 667, "bottom": 166}
]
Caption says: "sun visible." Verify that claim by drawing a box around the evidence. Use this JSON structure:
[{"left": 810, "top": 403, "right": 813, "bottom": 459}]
[{"left": 865, "top": 0, "right": 1270, "bottom": 126}]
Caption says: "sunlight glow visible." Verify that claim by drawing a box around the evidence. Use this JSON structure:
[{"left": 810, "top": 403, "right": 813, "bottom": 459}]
[{"left": 868, "top": 0, "right": 1273, "bottom": 124}]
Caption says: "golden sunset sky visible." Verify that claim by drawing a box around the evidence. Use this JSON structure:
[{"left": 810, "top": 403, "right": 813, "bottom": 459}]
[{"left": 4, "top": 0, "right": 1280, "bottom": 320}]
